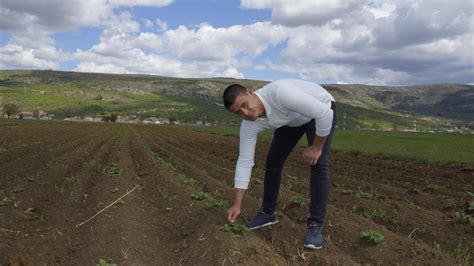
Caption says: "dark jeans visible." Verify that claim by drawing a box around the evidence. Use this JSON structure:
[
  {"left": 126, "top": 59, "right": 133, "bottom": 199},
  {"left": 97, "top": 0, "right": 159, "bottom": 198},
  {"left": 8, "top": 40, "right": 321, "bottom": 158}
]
[{"left": 262, "top": 102, "right": 336, "bottom": 224}]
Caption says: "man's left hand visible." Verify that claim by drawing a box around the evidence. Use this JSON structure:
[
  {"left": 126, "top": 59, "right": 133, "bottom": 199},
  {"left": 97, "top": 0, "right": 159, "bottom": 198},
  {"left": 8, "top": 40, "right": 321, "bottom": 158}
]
[{"left": 303, "top": 146, "right": 322, "bottom": 166}]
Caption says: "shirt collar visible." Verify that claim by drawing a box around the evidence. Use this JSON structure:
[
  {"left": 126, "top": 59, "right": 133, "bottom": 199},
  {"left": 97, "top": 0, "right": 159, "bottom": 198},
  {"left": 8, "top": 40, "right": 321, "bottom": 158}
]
[{"left": 255, "top": 91, "right": 271, "bottom": 119}]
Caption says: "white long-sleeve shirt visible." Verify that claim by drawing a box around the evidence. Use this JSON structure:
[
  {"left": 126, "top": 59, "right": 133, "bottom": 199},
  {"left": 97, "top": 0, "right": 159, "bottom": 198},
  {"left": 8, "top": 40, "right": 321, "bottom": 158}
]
[{"left": 234, "top": 79, "right": 335, "bottom": 189}]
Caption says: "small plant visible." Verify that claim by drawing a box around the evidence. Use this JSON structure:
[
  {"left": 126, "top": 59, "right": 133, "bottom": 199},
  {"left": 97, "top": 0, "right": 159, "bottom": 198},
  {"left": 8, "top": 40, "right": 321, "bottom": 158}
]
[
  {"left": 360, "top": 229, "right": 384, "bottom": 244},
  {"left": 466, "top": 191, "right": 474, "bottom": 197},
  {"left": 442, "top": 200, "right": 456, "bottom": 209},
  {"left": 449, "top": 241, "right": 473, "bottom": 265},
  {"left": 291, "top": 195, "right": 305, "bottom": 205},
  {"left": 363, "top": 208, "right": 386, "bottom": 220},
  {"left": 97, "top": 258, "right": 117, "bottom": 266},
  {"left": 432, "top": 241, "right": 442, "bottom": 252},
  {"left": 54, "top": 184, "right": 64, "bottom": 194},
  {"left": 426, "top": 183, "right": 445, "bottom": 193},
  {"left": 66, "top": 175, "right": 79, "bottom": 183},
  {"left": 115, "top": 198, "right": 125, "bottom": 206},
  {"left": 110, "top": 164, "right": 122, "bottom": 176},
  {"left": 111, "top": 187, "right": 120, "bottom": 193},
  {"left": 204, "top": 199, "right": 229, "bottom": 211},
  {"left": 342, "top": 189, "right": 354, "bottom": 195},
  {"left": 287, "top": 174, "right": 297, "bottom": 188},
  {"left": 56, "top": 156, "right": 65, "bottom": 162},
  {"left": 453, "top": 212, "right": 473, "bottom": 224},
  {"left": 27, "top": 175, "right": 36, "bottom": 182},
  {"left": 220, "top": 223, "right": 249, "bottom": 235},
  {"left": 191, "top": 191, "right": 209, "bottom": 201},
  {"left": 468, "top": 202, "right": 474, "bottom": 211},
  {"left": 12, "top": 187, "right": 24, "bottom": 193},
  {"left": 0, "top": 196, "right": 15, "bottom": 207},
  {"left": 355, "top": 191, "right": 372, "bottom": 199}
]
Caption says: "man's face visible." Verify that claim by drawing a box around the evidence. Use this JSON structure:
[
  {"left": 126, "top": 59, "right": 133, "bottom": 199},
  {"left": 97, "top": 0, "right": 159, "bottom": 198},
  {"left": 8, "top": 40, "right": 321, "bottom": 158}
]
[{"left": 227, "top": 91, "right": 259, "bottom": 121}]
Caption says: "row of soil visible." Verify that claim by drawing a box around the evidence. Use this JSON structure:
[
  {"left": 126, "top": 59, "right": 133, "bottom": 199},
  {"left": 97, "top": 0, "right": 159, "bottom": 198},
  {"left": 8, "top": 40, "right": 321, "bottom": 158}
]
[
  {"left": 133, "top": 125, "right": 459, "bottom": 264},
  {"left": 153, "top": 126, "right": 473, "bottom": 263}
]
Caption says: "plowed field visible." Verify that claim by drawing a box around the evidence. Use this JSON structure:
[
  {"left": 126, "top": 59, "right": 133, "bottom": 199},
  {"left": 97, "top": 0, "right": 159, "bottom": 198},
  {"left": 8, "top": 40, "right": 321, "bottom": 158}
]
[{"left": 1, "top": 121, "right": 472, "bottom": 265}]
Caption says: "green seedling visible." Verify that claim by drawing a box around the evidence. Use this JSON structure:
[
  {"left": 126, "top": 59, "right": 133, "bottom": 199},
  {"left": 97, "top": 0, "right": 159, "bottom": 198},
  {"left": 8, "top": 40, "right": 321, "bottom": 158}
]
[
  {"left": 110, "top": 164, "right": 122, "bottom": 176},
  {"left": 97, "top": 258, "right": 117, "bottom": 266},
  {"left": 12, "top": 188, "right": 24, "bottom": 193},
  {"left": 426, "top": 183, "right": 445, "bottom": 193},
  {"left": 54, "top": 184, "right": 64, "bottom": 194},
  {"left": 287, "top": 174, "right": 297, "bottom": 188},
  {"left": 66, "top": 175, "right": 79, "bottom": 183},
  {"left": 56, "top": 156, "right": 65, "bottom": 162},
  {"left": 442, "top": 200, "right": 456, "bottom": 209},
  {"left": 111, "top": 187, "right": 120, "bottom": 193},
  {"left": 355, "top": 191, "right": 372, "bottom": 199},
  {"left": 204, "top": 199, "right": 229, "bottom": 211},
  {"left": 360, "top": 229, "right": 384, "bottom": 244},
  {"left": 363, "top": 208, "right": 386, "bottom": 220},
  {"left": 342, "top": 189, "right": 354, "bottom": 195},
  {"left": 0, "top": 197, "right": 15, "bottom": 207},
  {"left": 292, "top": 195, "right": 305, "bottom": 205},
  {"left": 453, "top": 212, "right": 473, "bottom": 224},
  {"left": 466, "top": 191, "right": 474, "bottom": 197},
  {"left": 450, "top": 241, "right": 473, "bottom": 265},
  {"left": 432, "top": 241, "right": 442, "bottom": 251},
  {"left": 468, "top": 202, "right": 474, "bottom": 211},
  {"left": 115, "top": 198, "right": 125, "bottom": 206},
  {"left": 27, "top": 176, "right": 36, "bottom": 182},
  {"left": 220, "top": 223, "right": 249, "bottom": 235},
  {"left": 191, "top": 191, "right": 209, "bottom": 201}
]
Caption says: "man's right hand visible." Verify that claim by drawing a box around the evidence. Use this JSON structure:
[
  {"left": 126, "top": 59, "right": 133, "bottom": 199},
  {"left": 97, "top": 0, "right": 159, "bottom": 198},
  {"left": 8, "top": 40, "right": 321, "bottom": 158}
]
[{"left": 227, "top": 204, "right": 241, "bottom": 223}]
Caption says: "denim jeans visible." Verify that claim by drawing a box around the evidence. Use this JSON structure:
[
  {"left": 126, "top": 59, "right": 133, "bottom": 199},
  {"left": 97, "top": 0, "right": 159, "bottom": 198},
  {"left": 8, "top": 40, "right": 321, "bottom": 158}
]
[{"left": 262, "top": 102, "right": 336, "bottom": 224}]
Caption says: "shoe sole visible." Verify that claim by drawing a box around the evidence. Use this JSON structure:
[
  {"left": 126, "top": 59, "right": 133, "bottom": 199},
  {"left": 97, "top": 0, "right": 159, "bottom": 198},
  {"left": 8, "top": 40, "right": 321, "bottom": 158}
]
[
  {"left": 304, "top": 243, "right": 323, "bottom": 250},
  {"left": 246, "top": 220, "right": 279, "bottom": 230}
]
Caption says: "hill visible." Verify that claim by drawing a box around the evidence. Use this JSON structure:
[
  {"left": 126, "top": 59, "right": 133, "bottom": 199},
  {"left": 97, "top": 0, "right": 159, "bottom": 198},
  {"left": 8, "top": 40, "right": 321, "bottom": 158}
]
[{"left": 0, "top": 69, "right": 472, "bottom": 131}]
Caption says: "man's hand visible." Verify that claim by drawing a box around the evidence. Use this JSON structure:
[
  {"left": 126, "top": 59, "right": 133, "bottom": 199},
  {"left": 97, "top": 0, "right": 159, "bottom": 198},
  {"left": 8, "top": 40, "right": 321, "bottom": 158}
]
[
  {"left": 227, "top": 188, "right": 246, "bottom": 223},
  {"left": 303, "top": 145, "right": 322, "bottom": 166},
  {"left": 227, "top": 204, "right": 241, "bottom": 223}
]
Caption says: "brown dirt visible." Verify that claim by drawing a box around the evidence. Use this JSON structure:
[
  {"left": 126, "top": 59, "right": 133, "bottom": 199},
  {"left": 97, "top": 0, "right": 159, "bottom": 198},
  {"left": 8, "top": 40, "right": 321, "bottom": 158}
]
[{"left": 0, "top": 121, "right": 472, "bottom": 265}]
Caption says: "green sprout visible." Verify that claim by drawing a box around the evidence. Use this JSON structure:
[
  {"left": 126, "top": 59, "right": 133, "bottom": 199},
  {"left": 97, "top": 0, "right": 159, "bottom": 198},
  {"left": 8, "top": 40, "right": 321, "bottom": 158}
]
[
  {"left": 360, "top": 229, "right": 384, "bottom": 244},
  {"left": 220, "top": 223, "right": 249, "bottom": 235}
]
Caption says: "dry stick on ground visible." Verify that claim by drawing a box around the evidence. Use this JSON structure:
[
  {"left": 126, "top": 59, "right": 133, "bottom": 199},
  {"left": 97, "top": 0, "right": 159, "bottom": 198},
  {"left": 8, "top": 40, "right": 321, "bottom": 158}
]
[{"left": 75, "top": 184, "right": 140, "bottom": 228}]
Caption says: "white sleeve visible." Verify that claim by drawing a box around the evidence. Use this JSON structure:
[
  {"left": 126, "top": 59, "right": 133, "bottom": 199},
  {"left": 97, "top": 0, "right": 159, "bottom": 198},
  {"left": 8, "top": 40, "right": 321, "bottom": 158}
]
[
  {"left": 234, "top": 120, "right": 263, "bottom": 189},
  {"left": 278, "top": 87, "right": 333, "bottom": 137}
]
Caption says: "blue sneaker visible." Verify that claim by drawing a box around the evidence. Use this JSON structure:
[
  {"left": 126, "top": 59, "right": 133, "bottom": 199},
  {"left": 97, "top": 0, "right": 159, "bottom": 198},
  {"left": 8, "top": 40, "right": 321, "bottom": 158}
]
[
  {"left": 304, "top": 221, "right": 324, "bottom": 249},
  {"left": 244, "top": 211, "right": 279, "bottom": 230}
]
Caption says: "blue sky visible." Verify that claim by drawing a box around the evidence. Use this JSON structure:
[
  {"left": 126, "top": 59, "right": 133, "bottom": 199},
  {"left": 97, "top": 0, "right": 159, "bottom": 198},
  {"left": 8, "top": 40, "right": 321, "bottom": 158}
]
[{"left": 0, "top": 0, "right": 472, "bottom": 85}]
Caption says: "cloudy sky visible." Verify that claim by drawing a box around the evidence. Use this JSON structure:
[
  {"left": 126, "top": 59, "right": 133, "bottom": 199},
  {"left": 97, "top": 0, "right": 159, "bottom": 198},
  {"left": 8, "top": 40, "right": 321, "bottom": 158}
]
[{"left": 0, "top": 0, "right": 472, "bottom": 85}]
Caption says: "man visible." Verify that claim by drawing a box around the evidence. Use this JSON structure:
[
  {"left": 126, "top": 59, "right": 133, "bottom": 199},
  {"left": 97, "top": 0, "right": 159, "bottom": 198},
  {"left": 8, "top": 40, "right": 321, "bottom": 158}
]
[{"left": 223, "top": 79, "right": 336, "bottom": 249}]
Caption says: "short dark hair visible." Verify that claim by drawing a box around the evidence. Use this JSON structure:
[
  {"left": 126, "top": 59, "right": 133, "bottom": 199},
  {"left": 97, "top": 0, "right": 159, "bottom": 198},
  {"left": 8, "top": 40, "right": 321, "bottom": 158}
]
[{"left": 223, "top": 84, "right": 247, "bottom": 109}]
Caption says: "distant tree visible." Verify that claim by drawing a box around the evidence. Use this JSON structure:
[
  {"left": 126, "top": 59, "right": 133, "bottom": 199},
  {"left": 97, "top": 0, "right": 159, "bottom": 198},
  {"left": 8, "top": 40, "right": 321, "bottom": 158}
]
[
  {"left": 33, "top": 109, "right": 40, "bottom": 119},
  {"left": 3, "top": 103, "right": 20, "bottom": 118},
  {"left": 110, "top": 113, "right": 118, "bottom": 122}
]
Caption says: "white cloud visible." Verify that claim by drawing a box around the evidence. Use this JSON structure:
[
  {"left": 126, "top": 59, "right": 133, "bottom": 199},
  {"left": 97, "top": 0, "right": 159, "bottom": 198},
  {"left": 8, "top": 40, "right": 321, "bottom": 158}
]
[
  {"left": 0, "top": 44, "right": 59, "bottom": 69},
  {"left": 156, "top": 18, "right": 168, "bottom": 32},
  {"left": 144, "top": 19, "right": 154, "bottom": 29}
]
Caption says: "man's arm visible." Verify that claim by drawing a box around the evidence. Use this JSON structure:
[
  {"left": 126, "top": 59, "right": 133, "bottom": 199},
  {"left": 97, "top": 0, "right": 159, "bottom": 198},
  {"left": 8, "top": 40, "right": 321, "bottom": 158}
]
[{"left": 227, "top": 120, "right": 262, "bottom": 222}]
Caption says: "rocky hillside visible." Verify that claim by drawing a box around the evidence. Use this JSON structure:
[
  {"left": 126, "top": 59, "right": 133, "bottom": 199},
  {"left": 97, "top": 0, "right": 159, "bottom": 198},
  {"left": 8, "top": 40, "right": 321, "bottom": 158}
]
[{"left": 0, "top": 70, "right": 471, "bottom": 130}]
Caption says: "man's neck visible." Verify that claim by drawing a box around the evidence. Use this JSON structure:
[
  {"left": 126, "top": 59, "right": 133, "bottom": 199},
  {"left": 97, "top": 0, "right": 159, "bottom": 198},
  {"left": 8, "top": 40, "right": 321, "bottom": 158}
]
[{"left": 255, "top": 94, "right": 266, "bottom": 118}]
